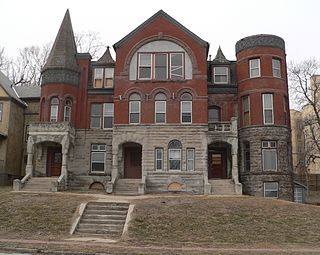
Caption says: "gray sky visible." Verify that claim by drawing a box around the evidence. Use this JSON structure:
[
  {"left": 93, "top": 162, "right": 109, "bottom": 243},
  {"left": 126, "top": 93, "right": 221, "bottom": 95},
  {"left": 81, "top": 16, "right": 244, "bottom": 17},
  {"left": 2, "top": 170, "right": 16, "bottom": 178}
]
[{"left": 1, "top": 0, "right": 319, "bottom": 63}]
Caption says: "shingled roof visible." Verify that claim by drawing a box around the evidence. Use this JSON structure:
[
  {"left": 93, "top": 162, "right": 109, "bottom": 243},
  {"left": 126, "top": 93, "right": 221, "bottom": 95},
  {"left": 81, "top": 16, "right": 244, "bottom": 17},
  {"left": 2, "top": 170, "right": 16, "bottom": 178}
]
[
  {"left": 212, "top": 47, "right": 229, "bottom": 64},
  {"left": 42, "top": 9, "right": 79, "bottom": 73},
  {"left": 94, "top": 46, "right": 115, "bottom": 66},
  {"left": 0, "top": 71, "right": 26, "bottom": 106},
  {"left": 14, "top": 85, "right": 41, "bottom": 99}
]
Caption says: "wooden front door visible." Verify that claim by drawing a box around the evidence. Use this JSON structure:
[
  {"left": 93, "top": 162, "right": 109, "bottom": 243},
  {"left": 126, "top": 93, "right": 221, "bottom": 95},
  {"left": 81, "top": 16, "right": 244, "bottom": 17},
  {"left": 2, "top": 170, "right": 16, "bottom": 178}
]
[
  {"left": 47, "top": 147, "right": 62, "bottom": 177},
  {"left": 208, "top": 150, "right": 226, "bottom": 179},
  {"left": 124, "top": 146, "right": 142, "bottom": 178}
]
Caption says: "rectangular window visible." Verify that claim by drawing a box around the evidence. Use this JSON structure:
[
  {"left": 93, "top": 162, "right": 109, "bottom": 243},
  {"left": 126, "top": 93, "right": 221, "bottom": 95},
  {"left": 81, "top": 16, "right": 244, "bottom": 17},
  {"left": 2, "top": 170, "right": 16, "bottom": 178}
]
[
  {"left": 181, "top": 101, "right": 192, "bottom": 124},
  {"left": 262, "top": 141, "right": 277, "bottom": 171},
  {"left": 93, "top": 68, "right": 103, "bottom": 88},
  {"left": 243, "top": 142, "right": 250, "bottom": 171},
  {"left": 104, "top": 68, "right": 114, "bottom": 88},
  {"left": 64, "top": 106, "right": 71, "bottom": 122},
  {"left": 103, "top": 103, "right": 114, "bottom": 129},
  {"left": 155, "top": 101, "right": 166, "bottom": 123},
  {"left": 294, "top": 187, "right": 303, "bottom": 203},
  {"left": 263, "top": 94, "right": 274, "bottom": 124},
  {"left": 90, "top": 104, "right": 102, "bottom": 128},
  {"left": 129, "top": 101, "right": 140, "bottom": 124},
  {"left": 242, "top": 96, "right": 250, "bottom": 126},
  {"left": 0, "top": 102, "right": 3, "bottom": 121},
  {"left": 138, "top": 52, "right": 184, "bottom": 80},
  {"left": 272, "top": 58, "right": 281, "bottom": 78},
  {"left": 138, "top": 54, "right": 152, "bottom": 79},
  {"left": 91, "top": 144, "right": 106, "bottom": 173},
  {"left": 169, "top": 149, "right": 181, "bottom": 170},
  {"left": 170, "top": 53, "right": 183, "bottom": 80},
  {"left": 50, "top": 105, "right": 58, "bottom": 122},
  {"left": 214, "top": 66, "right": 228, "bottom": 84},
  {"left": 249, "top": 58, "right": 260, "bottom": 78},
  {"left": 264, "top": 182, "right": 278, "bottom": 198},
  {"left": 155, "top": 148, "right": 164, "bottom": 171},
  {"left": 154, "top": 53, "right": 168, "bottom": 80},
  {"left": 187, "top": 148, "right": 195, "bottom": 171}
]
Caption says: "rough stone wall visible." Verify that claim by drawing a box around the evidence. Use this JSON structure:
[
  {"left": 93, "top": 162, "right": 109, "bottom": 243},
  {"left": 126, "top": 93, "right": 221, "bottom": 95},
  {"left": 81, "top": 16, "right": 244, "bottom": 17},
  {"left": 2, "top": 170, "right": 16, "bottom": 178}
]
[
  {"left": 67, "top": 129, "right": 112, "bottom": 190},
  {"left": 113, "top": 124, "right": 208, "bottom": 193},
  {"left": 239, "top": 126, "right": 293, "bottom": 200}
]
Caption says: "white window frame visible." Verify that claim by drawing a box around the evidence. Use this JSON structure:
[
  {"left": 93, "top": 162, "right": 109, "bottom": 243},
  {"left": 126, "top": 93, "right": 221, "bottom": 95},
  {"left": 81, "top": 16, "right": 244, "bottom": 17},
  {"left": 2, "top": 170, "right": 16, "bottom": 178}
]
[
  {"left": 263, "top": 94, "right": 274, "bottom": 125},
  {"left": 213, "top": 66, "right": 229, "bottom": 84},
  {"left": 168, "top": 149, "right": 181, "bottom": 171},
  {"left": 129, "top": 101, "right": 141, "bottom": 124},
  {"left": 93, "top": 68, "right": 104, "bottom": 88},
  {"left": 186, "top": 148, "right": 195, "bottom": 171},
  {"left": 154, "top": 53, "right": 168, "bottom": 80},
  {"left": 155, "top": 148, "right": 164, "bottom": 171},
  {"left": 264, "top": 182, "right": 279, "bottom": 198},
  {"left": 103, "top": 103, "right": 114, "bottom": 129},
  {"left": 50, "top": 98, "right": 59, "bottom": 122},
  {"left": 138, "top": 53, "right": 152, "bottom": 80},
  {"left": 170, "top": 53, "right": 184, "bottom": 80},
  {"left": 272, "top": 58, "right": 281, "bottom": 78},
  {"left": 249, "top": 58, "right": 260, "bottom": 78},
  {"left": 262, "top": 141, "right": 277, "bottom": 171},
  {"left": 90, "top": 144, "right": 106, "bottom": 173},
  {"left": 155, "top": 101, "right": 166, "bottom": 123},
  {"left": 90, "top": 104, "right": 102, "bottom": 128},
  {"left": 63, "top": 105, "right": 71, "bottom": 122},
  {"left": 181, "top": 101, "right": 192, "bottom": 124}
]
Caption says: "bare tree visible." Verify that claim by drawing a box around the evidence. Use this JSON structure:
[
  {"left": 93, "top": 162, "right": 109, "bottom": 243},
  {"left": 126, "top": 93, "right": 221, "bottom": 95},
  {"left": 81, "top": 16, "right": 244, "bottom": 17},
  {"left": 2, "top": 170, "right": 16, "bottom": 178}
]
[
  {"left": 0, "top": 46, "right": 9, "bottom": 73},
  {"left": 75, "top": 30, "right": 105, "bottom": 59},
  {"left": 289, "top": 59, "right": 320, "bottom": 189}
]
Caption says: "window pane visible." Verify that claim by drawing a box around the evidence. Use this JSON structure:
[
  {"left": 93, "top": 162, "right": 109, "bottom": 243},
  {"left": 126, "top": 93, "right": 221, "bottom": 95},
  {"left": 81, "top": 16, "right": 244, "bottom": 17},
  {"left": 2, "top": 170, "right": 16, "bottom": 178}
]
[
  {"left": 187, "top": 160, "right": 194, "bottom": 171},
  {"left": 155, "top": 93, "right": 166, "bottom": 101},
  {"left": 105, "top": 78, "right": 113, "bottom": 88},
  {"left": 251, "top": 68, "right": 259, "bottom": 77},
  {"left": 170, "top": 149, "right": 181, "bottom": 159},
  {"left": 130, "top": 101, "right": 140, "bottom": 113},
  {"left": 92, "top": 162, "right": 104, "bottom": 172},
  {"left": 156, "top": 160, "right": 162, "bottom": 170},
  {"left": 103, "top": 116, "right": 113, "bottom": 128},
  {"left": 156, "top": 113, "right": 165, "bottom": 123},
  {"left": 170, "top": 160, "right": 180, "bottom": 170},
  {"left": 181, "top": 93, "right": 192, "bottom": 101},
  {"left": 92, "top": 152, "right": 105, "bottom": 162},
  {"left": 171, "top": 53, "right": 182, "bottom": 66},
  {"left": 91, "top": 117, "right": 101, "bottom": 128},
  {"left": 139, "top": 67, "right": 151, "bottom": 79},
  {"left": 250, "top": 59, "right": 259, "bottom": 68},
  {"left": 130, "top": 113, "right": 139, "bottom": 123},
  {"left": 263, "top": 150, "right": 277, "bottom": 170},
  {"left": 155, "top": 54, "right": 167, "bottom": 80},
  {"left": 156, "top": 101, "right": 165, "bottom": 112},
  {"left": 263, "top": 94, "right": 273, "bottom": 108},
  {"left": 171, "top": 53, "right": 183, "bottom": 79},
  {"left": 215, "top": 75, "right": 228, "bottom": 83},
  {"left": 140, "top": 54, "right": 151, "bottom": 66},
  {"left": 156, "top": 149, "right": 163, "bottom": 159},
  {"left": 182, "top": 113, "right": 191, "bottom": 123},
  {"left": 94, "top": 68, "right": 103, "bottom": 77},
  {"left": 91, "top": 104, "right": 101, "bottom": 115},
  {"left": 182, "top": 101, "right": 192, "bottom": 112},
  {"left": 264, "top": 110, "right": 273, "bottom": 124},
  {"left": 208, "top": 108, "right": 220, "bottom": 122},
  {"left": 105, "top": 68, "right": 114, "bottom": 78}
]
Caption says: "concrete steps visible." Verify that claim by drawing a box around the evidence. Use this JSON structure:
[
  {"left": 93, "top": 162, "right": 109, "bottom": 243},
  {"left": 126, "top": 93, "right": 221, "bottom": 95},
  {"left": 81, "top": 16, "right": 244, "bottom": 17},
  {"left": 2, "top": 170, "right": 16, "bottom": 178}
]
[
  {"left": 114, "top": 179, "right": 140, "bottom": 195},
  {"left": 209, "top": 179, "right": 236, "bottom": 195},
  {"left": 75, "top": 202, "right": 129, "bottom": 238},
  {"left": 22, "top": 177, "right": 57, "bottom": 192}
]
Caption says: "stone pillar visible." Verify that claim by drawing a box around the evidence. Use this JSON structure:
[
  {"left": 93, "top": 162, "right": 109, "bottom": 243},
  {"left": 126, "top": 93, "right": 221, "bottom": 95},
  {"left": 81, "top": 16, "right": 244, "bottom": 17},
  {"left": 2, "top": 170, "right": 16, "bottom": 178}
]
[
  {"left": 25, "top": 136, "right": 34, "bottom": 176},
  {"left": 61, "top": 136, "right": 70, "bottom": 183},
  {"left": 111, "top": 150, "right": 119, "bottom": 183},
  {"left": 231, "top": 138, "right": 242, "bottom": 195}
]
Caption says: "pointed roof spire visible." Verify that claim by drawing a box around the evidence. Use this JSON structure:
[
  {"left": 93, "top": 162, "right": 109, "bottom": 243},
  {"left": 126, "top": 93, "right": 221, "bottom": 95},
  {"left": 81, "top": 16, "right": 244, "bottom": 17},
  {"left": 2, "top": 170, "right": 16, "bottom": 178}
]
[
  {"left": 212, "top": 46, "right": 229, "bottom": 64},
  {"left": 42, "top": 9, "right": 79, "bottom": 73},
  {"left": 95, "top": 46, "right": 115, "bottom": 66}
]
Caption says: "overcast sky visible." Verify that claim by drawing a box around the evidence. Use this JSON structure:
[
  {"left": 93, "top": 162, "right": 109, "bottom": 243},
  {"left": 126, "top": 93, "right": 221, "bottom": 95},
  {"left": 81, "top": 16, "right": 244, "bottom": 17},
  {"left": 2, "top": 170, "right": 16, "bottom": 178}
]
[{"left": 1, "top": 0, "right": 319, "bottom": 63}]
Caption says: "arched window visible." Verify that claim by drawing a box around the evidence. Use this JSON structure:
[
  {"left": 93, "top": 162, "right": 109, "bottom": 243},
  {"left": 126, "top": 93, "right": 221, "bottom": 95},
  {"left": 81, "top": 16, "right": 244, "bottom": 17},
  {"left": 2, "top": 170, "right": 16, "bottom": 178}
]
[
  {"left": 208, "top": 106, "right": 221, "bottom": 123},
  {"left": 50, "top": 97, "right": 59, "bottom": 122},
  {"left": 168, "top": 140, "right": 182, "bottom": 170},
  {"left": 129, "top": 93, "right": 141, "bottom": 124},
  {"left": 64, "top": 98, "right": 72, "bottom": 122},
  {"left": 155, "top": 92, "right": 166, "bottom": 123},
  {"left": 180, "top": 92, "right": 192, "bottom": 124}
]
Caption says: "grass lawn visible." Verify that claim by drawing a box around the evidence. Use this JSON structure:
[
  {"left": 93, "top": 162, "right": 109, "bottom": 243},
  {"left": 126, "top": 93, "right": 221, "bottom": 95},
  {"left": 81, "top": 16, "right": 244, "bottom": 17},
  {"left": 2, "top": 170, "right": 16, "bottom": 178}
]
[
  {"left": 127, "top": 196, "right": 320, "bottom": 247},
  {"left": 0, "top": 186, "right": 94, "bottom": 240}
]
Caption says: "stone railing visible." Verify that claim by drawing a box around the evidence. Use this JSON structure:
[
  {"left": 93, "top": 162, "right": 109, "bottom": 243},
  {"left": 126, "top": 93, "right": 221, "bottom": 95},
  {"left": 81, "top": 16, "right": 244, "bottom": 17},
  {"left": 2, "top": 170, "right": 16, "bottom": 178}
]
[
  {"left": 209, "top": 122, "right": 232, "bottom": 132},
  {"left": 29, "top": 122, "right": 75, "bottom": 134},
  {"left": 13, "top": 173, "right": 31, "bottom": 191}
]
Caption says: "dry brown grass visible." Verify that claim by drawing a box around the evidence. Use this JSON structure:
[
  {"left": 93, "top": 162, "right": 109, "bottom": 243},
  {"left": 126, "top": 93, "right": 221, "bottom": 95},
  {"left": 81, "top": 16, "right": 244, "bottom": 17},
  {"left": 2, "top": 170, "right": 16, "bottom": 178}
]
[
  {"left": 127, "top": 196, "right": 320, "bottom": 246},
  {"left": 0, "top": 186, "right": 93, "bottom": 240}
]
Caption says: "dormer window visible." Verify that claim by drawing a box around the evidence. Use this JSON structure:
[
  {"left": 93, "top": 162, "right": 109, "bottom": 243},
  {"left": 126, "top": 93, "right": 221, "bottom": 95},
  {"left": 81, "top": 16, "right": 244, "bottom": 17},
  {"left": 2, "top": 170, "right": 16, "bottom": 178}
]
[
  {"left": 93, "top": 68, "right": 114, "bottom": 88},
  {"left": 138, "top": 52, "right": 184, "bottom": 80},
  {"left": 213, "top": 67, "right": 228, "bottom": 84}
]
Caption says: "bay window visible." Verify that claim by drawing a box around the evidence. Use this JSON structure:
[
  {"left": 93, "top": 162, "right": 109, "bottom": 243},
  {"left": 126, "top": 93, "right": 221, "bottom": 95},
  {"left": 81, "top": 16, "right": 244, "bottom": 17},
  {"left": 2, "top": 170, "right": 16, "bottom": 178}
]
[{"left": 249, "top": 58, "right": 260, "bottom": 78}]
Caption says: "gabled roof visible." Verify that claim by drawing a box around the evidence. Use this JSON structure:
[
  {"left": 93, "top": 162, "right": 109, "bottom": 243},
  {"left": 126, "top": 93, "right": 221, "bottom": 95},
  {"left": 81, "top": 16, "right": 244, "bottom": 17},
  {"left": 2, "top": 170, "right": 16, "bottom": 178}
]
[
  {"left": 114, "top": 10, "right": 209, "bottom": 50},
  {"left": 42, "top": 9, "right": 79, "bottom": 73},
  {"left": 0, "top": 71, "right": 26, "bottom": 106},
  {"left": 212, "top": 47, "right": 229, "bottom": 64},
  {"left": 94, "top": 46, "right": 115, "bottom": 66},
  {"left": 14, "top": 85, "right": 41, "bottom": 99}
]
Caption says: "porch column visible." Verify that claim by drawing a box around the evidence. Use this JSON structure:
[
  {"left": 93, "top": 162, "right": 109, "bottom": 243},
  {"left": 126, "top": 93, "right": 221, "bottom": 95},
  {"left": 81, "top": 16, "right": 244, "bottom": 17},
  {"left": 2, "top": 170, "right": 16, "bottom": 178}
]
[
  {"left": 25, "top": 136, "right": 34, "bottom": 176},
  {"left": 61, "top": 136, "right": 70, "bottom": 183},
  {"left": 231, "top": 137, "right": 242, "bottom": 194},
  {"left": 111, "top": 150, "right": 119, "bottom": 183}
]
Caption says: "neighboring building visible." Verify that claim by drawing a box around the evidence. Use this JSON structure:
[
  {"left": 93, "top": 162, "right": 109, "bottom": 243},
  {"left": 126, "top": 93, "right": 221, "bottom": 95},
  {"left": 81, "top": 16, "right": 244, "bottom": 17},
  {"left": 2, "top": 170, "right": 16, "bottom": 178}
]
[
  {"left": 13, "top": 10, "right": 293, "bottom": 200},
  {"left": 0, "top": 71, "right": 26, "bottom": 185}
]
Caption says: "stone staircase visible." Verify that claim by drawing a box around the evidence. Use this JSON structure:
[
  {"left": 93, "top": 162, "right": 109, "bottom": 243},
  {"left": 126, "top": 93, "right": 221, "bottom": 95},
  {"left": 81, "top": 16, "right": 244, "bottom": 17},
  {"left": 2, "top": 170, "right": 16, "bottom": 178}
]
[
  {"left": 75, "top": 202, "right": 129, "bottom": 238},
  {"left": 209, "top": 179, "right": 236, "bottom": 195},
  {"left": 22, "top": 177, "right": 57, "bottom": 192},
  {"left": 114, "top": 179, "right": 140, "bottom": 195}
]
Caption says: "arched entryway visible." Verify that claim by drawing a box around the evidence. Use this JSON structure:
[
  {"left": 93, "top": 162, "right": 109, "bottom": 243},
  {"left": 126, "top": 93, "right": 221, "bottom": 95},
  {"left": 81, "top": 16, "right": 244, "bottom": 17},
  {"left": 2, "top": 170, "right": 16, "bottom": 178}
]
[
  {"left": 123, "top": 142, "right": 142, "bottom": 178},
  {"left": 46, "top": 143, "right": 62, "bottom": 177},
  {"left": 208, "top": 142, "right": 231, "bottom": 179}
]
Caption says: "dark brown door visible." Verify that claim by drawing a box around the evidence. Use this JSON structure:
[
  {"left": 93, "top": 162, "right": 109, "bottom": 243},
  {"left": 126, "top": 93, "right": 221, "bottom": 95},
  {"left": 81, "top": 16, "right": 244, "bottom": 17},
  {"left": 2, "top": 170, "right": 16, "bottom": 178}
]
[
  {"left": 47, "top": 147, "right": 62, "bottom": 177},
  {"left": 208, "top": 150, "right": 226, "bottom": 179},
  {"left": 124, "top": 146, "right": 142, "bottom": 178}
]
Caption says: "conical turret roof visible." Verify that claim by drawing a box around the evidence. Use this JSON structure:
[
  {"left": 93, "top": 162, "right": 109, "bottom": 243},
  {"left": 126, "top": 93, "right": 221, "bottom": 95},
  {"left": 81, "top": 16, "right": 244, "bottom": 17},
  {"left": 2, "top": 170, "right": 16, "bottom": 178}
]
[
  {"left": 212, "top": 46, "right": 229, "bottom": 64},
  {"left": 95, "top": 46, "right": 115, "bottom": 66},
  {"left": 42, "top": 9, "right": 79, "bottom": 72}
]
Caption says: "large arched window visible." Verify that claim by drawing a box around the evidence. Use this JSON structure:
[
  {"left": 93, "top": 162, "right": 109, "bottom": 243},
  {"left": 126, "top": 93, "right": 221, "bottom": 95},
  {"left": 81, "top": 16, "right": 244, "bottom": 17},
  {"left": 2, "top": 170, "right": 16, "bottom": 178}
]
[
  {"left": 180, "top": 92, "right": 192, "bottom": 124},
  {"left": 129, "top": 93, "right": 141, "bottom": 124},
  {"left": 50, "top": 97, "right": 59, "bottom": 122},
  {"left": 155, "top": 92, "right": 166, "bottom": 123},
  {"left": 168, "top": 140, "right": 182, "bottom": 170},
  {"left": 208, "top": 106, "right": 221, "bottom": 123},
  {"left": 64, "top": 98, "right": 72, "bottom": 122}
]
